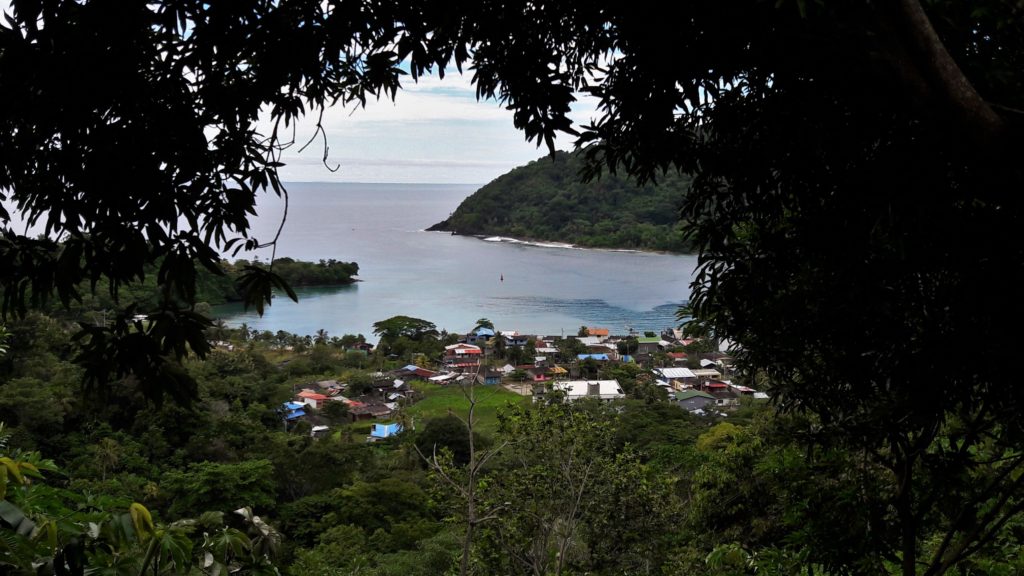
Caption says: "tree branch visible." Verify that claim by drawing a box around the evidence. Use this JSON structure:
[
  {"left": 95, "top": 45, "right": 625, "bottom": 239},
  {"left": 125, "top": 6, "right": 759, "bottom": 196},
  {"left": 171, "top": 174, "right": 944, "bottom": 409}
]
[{"left": 889, "top": 0, "right": 1004, "bottom": 140}]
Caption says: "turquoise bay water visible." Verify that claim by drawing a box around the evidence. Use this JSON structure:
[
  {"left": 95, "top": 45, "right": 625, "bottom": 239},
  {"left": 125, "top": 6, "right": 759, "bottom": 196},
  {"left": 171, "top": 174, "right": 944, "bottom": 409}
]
[{"left": 215, "top": 182, "right": 698, "bottom": 339}]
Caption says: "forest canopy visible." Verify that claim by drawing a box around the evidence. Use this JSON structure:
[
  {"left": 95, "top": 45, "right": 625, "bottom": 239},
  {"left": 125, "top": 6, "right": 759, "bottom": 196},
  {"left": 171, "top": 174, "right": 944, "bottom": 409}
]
[{"left": 429, "top": 151, "right": 693, "bottom": 252}]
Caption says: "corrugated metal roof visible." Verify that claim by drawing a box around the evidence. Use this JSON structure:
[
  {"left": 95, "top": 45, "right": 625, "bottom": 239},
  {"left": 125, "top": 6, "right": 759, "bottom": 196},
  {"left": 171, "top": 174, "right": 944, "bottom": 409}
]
[
  {"left": 553, "top": 380, "right": 625, "bottom": 399},
  {"left": 675, "top": 390, "right": 715, "bottom": 401},
  {"left": 445, "top": 343, "right": 481, "bottom": 351},
  {"left": 656, "top": 367, "right": 696, "bottom": 379},
  {"left": 298, "top": 391, "right": 328, "bottom": 400}
]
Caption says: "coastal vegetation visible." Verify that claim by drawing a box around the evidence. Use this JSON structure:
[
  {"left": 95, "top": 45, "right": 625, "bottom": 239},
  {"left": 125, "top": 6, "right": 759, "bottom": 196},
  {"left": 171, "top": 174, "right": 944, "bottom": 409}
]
[
  {"left": 429, "top": 151, "right": 693, "bottom": 252},
  {"left": 191, "top": 257, "right": 360, "bottom": 306},
  {"left": 4, "top": 315, "right": 1024, "bottom": 574},
  {"left": 245, "top": 258, "right": 358, "bottom": 289},
  {"left": 20, "top": 256, "right": 358, "bottom": 317}
]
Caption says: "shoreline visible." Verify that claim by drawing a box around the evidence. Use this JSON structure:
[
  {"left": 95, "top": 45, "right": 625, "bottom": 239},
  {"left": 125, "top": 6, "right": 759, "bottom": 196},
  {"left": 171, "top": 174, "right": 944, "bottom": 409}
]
[{"left": 424, "top": 229, "right": 694, "bottom": 257}]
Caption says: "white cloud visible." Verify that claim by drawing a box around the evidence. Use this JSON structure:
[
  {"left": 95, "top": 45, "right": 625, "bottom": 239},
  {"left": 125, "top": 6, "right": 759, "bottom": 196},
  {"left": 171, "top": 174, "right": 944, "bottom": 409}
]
[{"left": 249, "top": 63, "right": 605, "bottom": 184}]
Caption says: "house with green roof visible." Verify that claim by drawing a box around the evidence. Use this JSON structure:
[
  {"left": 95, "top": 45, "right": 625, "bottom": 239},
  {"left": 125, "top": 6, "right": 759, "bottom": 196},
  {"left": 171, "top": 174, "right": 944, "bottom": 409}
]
[{"left": 674, "top": 389, "right": 716, "bottom": 412}]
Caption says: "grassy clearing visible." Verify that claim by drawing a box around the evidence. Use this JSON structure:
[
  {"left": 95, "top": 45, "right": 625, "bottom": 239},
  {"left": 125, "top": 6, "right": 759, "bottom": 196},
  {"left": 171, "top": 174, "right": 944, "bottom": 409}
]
[{"left": 406, "top": 381, "right": 529, "bottom": 435}]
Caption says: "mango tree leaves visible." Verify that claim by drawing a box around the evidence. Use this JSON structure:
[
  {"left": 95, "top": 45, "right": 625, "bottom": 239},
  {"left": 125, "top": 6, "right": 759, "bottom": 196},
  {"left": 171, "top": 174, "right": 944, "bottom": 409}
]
[{"left": 235, "top": 266, "right": 299, "bottom": 317}]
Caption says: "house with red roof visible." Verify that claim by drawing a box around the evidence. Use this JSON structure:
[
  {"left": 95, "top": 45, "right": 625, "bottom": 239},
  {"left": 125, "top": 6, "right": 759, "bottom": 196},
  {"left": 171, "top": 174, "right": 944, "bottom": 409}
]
[
  {"left": 296, "top": 389, "right": 329, "bottom": 409},
  {"left": 444, "top": 343, "right": 482, "bottom": 367}
]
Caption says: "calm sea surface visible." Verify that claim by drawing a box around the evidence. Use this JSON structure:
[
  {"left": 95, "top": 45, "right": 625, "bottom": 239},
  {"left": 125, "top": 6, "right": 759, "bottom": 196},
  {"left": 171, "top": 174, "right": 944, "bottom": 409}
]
[{"left": 214, "top": 182, "right": 699, "bottom": 340}]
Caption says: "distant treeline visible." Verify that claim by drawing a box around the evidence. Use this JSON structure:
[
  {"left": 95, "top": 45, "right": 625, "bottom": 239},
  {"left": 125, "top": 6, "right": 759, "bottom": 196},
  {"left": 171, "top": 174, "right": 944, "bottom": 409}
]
[
  {"left": 243, "top": 257, "right": 359, "bottom": 289},
  {"left": 22, "top": 257, "right": 358, "bottom": 317},
  {"left": 428, "top": 151, "right": 694, "bottom": 253},
  {"left": 187, "top": 257, "right": 360, "bottom": 305}
]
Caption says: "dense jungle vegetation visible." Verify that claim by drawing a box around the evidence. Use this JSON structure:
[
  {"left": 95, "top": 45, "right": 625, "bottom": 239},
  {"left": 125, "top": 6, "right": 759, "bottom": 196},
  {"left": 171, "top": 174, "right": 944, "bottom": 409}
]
[
  {"left": 3, "top": 310, "right": 1024, "bottom": 574},
  {"left": 428, "top": 151, "right": 694, "bottom": 253}
]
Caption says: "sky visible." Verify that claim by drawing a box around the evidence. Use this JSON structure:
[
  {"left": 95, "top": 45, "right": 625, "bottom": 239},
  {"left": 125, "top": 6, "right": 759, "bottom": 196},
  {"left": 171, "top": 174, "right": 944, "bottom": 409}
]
[
  {"left": 261, "top": 70, "right": 600, "bottom": 184},
  {"left": 0, "top": 0, "right": 600, "bottom": 185}
]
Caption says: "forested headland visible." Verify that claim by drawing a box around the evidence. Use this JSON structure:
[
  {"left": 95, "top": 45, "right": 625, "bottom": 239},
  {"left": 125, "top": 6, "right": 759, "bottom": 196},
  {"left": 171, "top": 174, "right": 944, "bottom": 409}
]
[
  {"left": 31, "top": 257, "right": 359, "bottom": 318},
  {"left": 428, "top": 151, "right": 694, "bottom": 253}
]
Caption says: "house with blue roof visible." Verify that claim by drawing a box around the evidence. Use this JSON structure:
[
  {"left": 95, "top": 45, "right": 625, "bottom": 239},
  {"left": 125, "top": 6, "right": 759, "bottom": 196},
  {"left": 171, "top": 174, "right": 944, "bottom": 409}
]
[
  {"left": 370, "top": 422, "right": 403, "bottom": 439},
  {"left": 577, "top": 353, "right": 610, "bottom": 362},
  {"left": 281, "top": 401, "right": 306, "bottom": 421},
  {"left": 466, "top": 326, "right": 496, "bottom": 346}
]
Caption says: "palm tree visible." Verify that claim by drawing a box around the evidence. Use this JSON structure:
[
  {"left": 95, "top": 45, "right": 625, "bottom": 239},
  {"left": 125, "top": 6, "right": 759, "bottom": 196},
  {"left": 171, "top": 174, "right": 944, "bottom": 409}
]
[
  {"left": 92, "top": 437, "right": 122, "bottom": 482},
  {"left": 209, "top": 318, "right": 229, "bottom": 342},
  {"left": 314, "top": 328, "right": 328, "bottom": 345},
  {"left": 474, "top": 318, "right": 495, "bottom": 332}
]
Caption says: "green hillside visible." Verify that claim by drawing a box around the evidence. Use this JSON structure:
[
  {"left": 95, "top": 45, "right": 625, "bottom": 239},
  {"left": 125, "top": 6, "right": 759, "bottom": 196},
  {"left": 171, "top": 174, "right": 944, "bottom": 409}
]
[{"left": 428, "top": 151, "right": 693, "bottom": 252}]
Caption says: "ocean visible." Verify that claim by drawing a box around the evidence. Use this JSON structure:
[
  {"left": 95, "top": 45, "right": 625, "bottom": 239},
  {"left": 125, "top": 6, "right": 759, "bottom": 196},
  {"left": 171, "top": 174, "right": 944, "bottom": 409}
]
[{"left": 214, "top": 182, "right": 698, "bottom": 340}]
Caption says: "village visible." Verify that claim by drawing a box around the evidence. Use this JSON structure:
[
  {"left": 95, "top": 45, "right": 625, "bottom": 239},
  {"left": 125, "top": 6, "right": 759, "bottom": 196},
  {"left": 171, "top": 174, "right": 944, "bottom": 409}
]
[{"left": 277, "top": 323, "right": 768, "bottom": 441}]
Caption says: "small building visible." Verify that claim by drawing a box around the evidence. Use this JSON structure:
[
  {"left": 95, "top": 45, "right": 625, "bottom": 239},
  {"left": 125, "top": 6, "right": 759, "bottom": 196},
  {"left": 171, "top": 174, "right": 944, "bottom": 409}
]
[
  {"left": 654, "top": 367, "right": 698, "bottom": 390},
  {"left": 348, "top": 402, "right": 394, "bottom": 421},
  {"left": 296, "top": 389, "right": 329, "bottom": 409},
  {"left": 370, "top": 422, "right": 403, "bottom": 439},
  {"left": 547, "top": 380, "right": 625, "bottom": 402},
  {"left": 691, "top": 368, "right": 723, "bottom": 382},
  {"left": 636, "top": 337, "right": 662, "bottom": 354},
  {"left": 674, "top": 390, "right": 716, "bottom": 412},
  {"left": 280, "top": 401, "right": 306, "bottom": 421},
  {"left": 548, "top": 366, "right": 569, "bottom": 379},
  {"left": 502, "top": 332, "right": 532, "bottom": 347},
  {"left": 466, "top": 327, "right": 495, "bottom": 346},
  {"left": 586, "top": 343, "right": 618, "bottom": 359},
  {"left": 445, "top": 343, "right": 483, "bottom": 366},
  {"left": 528, "top": 366, "right": 552, "bottom": 382},
  {"left": 310, "top": 425, "right": 331, "bottom": 438},
  {"left": 666, "top": 352, "right": 688, "bottom": 364},
  {"left": 391, "top": 365, "right": 438, "bottom": 380},
  {"left": 476, "top": 369, "right": 504, "bottom": 386},
  {"left": 702, "top": 381, "right": 740, "bottom": 407},
  {"left": 729, "top": 383, "right": 757, "bottom": 396}
]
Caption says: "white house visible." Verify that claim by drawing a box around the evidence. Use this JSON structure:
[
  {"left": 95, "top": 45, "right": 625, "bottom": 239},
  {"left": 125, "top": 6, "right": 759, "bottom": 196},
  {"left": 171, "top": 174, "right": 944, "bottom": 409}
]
[{"left": 550, "top": 380, "right": 625, "bottom": 402}]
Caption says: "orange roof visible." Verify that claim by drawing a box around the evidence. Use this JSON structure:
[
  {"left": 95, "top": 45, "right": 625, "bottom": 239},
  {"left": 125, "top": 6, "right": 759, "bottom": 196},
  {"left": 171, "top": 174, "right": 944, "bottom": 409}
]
[
  {"left": 587, "top": 327, "right": 609, "bottom": 336},
  {"left": 298, "top": 391, "right": 328, "bottom": 401}
]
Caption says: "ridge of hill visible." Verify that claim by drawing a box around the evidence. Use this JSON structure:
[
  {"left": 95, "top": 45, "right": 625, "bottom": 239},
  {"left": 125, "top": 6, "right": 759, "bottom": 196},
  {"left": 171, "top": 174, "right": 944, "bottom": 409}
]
[{"left": 428, "top": 151, "right": 693, "bottom": 253}]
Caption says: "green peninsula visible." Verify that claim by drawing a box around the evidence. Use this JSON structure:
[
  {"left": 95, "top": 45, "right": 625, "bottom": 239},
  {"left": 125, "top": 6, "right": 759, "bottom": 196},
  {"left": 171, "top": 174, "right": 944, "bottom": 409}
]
[
  {"left": 33, "top": 257, "right": 359, "bottom": 318},
  {"left": 194, "top": 257, "right": 360, "bottom": 306},
  {"left": 428, "top": 151, "right": 693, "bottom": 252}
]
